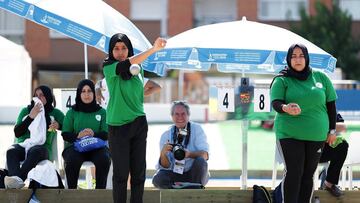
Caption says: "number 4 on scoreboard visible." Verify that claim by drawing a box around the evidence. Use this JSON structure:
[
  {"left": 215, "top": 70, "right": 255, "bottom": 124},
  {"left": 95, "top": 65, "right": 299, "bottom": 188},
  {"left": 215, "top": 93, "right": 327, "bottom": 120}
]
[
  {"left": 217, "top": 87, "right": 234, "bottom": 112},
  {"left": 66, "top": 95, "right": 72, "bottom": 108}
]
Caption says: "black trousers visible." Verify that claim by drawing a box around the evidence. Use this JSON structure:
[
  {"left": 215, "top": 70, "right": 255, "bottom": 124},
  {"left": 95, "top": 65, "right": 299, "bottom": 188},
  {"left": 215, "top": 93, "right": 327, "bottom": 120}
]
[
  {"left": 62, "top": 146, "right": 110, "bottom": 189},
  {"left": 319, "top": 140, "right": 348, "bottom": 185},
  {"left": 6, "top": 144, "right": 48, "bottom": 180},
  {"left": 279, "top": 138, "right": 324, "bottom": 203},
  {"left": 108, "top": 116, "right": 148, "bottom": 203}
]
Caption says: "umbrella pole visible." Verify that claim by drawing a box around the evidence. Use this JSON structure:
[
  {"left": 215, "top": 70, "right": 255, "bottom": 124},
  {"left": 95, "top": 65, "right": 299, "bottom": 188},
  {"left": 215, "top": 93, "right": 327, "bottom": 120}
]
[
  {"left": 241, "top": 119, "right": 249, "bottom": 189},
  {"left": 241, "top": 70, "right": 248, "bottom": 189},
  {"left": 84, "top": 44, "right": 88, "bottom": 79},
  {"left": 178, "top": 70, "right": 184, "bottom": 99}
]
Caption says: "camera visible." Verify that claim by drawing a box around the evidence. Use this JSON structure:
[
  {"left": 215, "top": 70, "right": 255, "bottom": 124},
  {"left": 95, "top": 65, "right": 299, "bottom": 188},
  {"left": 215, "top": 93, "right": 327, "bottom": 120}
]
[
  {"left": 171, "top": 144, "right": 185, "bottom": 161},
  {"left": 171, "top": 128, "right": 187, "bottom": 160}
]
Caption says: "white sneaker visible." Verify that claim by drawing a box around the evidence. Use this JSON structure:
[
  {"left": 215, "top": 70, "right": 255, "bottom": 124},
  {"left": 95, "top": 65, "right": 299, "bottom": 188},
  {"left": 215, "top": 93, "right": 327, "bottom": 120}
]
[{"left": 4, "top": 176, "right": 25, "bottom": 189}]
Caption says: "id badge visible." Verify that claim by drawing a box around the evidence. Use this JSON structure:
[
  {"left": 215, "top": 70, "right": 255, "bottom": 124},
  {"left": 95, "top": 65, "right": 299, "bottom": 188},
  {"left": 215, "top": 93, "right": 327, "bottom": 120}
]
[{"left": 173, "top": 160, "right": 185, "bottom": 174}]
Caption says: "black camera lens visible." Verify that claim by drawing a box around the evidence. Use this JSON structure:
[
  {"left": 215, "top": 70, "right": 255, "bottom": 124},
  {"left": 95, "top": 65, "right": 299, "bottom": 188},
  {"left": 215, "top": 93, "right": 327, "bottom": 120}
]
[{"left": 173, "top": 145, "right": 185, "bottom": 160}]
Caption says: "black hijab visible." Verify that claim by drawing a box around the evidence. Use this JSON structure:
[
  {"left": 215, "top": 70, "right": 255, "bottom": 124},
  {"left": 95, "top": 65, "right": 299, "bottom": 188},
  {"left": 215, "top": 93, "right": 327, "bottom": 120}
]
[
  {"left": 270, "top": 43, "right": 312, "bottom": 87},
  {"left": 72, "top": 79, "right": 101, "bottom": 113},
  {"left": 103, "top": 33, "right": 134, "bottom": 65},
  {"left": 27, "top": 85, "right": 55, "bottom": 127}
]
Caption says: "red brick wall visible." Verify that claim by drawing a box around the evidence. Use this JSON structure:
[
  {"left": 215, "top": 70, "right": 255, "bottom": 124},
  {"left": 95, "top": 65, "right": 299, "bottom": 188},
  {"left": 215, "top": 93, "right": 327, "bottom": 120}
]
[
  {"left": 25, "top": 22, "right": 104, "bottom": 64},
  {"left": 106, "top": 0, "right": 159, "bottom": 44},
  {"left": 106, "top": 0, "right": 130, "bottom": 17},
  {"left": 168, "top": 0, "right": 193, "bottom": 36},
  {"left": 133, "top": 20, "right": 161, "bottom": 43},
  {"left": 24, "top": 21, "right": 50, "bottom": 59},
  {"left": 237, "top": 0, "right": 258, "bottom": 21}
]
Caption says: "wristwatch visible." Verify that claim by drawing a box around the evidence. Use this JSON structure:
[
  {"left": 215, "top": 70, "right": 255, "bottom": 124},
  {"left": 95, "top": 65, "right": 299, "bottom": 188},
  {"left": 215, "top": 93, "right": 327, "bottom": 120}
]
[{"left": 328, "top": 129, "right": 336, "bottom": 135}]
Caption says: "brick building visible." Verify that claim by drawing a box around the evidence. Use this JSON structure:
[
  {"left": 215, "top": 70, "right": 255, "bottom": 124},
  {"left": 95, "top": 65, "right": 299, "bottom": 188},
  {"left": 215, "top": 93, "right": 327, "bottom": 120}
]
[{"left": 1, "top": 0, "right": 359, "bottom": 88}]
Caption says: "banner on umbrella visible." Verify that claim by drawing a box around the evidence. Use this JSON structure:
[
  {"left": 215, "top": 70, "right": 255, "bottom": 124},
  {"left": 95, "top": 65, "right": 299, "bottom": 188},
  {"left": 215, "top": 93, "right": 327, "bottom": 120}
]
[
  {"left": 0, "top": 0, "right": 161, "bottom": 75},
  {"left": 147, "top": 18, "right": 337, "bottom": 75},
  {"left": 149, "top": 47, "right": 337, "bottom": 74},
  {"left": 1, "top": 0, "right": 109, "bottom": 52}
]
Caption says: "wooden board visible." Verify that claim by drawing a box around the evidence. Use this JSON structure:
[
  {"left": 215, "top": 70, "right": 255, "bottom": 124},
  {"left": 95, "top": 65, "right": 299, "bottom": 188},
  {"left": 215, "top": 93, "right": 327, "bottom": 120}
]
[{"left": 0, "top": 189, "right": 359, "bottom": 203}]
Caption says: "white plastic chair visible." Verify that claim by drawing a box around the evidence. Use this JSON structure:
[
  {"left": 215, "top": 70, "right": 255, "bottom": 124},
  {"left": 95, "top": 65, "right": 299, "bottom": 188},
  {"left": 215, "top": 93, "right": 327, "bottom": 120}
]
[
  {"left": 78, "top": 161, "right": 113, "bottom": 189},
  {"left": 271, "top": 141, "right": 283, "bottom": 189},
  {"left": 59, "top": 149, "right": 112, "bottom": 189},
  {"left": 83, "top": 161, "right": 95, "bottom": 189},
  {"left": 57, "top": 134, "right": 90, "bottom": 189},
  {"left": 57, "top": 133, "right": 113, "bottom": 189},
  {"left": 51, "top": 133, "right": 60, "bottom": 172},
  {"left": 341, "top": 132, "right": 360, "bottom": 190},
  {"left": 106, "top": 162, "right": 113, "bottom": 189},
  {"left": 61, "top": 157, "right": 96, "bottom": 189},
  {"left": 59, "top": 141, "right": 96, "bottom": 189}
]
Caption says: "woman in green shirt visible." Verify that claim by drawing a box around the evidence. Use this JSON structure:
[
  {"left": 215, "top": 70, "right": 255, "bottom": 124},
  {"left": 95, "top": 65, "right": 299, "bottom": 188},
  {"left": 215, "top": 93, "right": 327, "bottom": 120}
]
[
  {"left": 61, "top": 79, "right": 110, "bottom": 189},
  {"left": 103, "top": 33, "right": 166, "bottom": 203},
  {"left": 5, "top": 85, "right": 64, "bottom": 189},
  {"left": 271, "top": 44, "right": 337, "bottom": 203}
]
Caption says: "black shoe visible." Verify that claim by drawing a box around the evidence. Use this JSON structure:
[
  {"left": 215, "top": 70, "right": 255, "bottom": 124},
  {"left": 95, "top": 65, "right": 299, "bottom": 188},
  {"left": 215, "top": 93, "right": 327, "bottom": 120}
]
[{"left": 324, "top": 184, "right": 344, "bottom": 197}]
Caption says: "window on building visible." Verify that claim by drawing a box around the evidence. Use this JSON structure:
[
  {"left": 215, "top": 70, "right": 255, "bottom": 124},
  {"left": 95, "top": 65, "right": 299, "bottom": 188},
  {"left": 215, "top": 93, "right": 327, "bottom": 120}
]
[
  {"left": 258, "top": 0, "right": 308, "bottom": 21},
  {"left": 340, "top": 0, "right": 360, "bottom": 20},
  {"left": 131, "top": 0, "right": 162, "bottom": 20},
  {"left": 131, "top": 0, "right": 165, "bottom": 36},
  {"left": 0, "top": 10, "right": 25, "bottom": 44},
  {"left": 194, "top": 0, "right": 237, "bottom": 27}
]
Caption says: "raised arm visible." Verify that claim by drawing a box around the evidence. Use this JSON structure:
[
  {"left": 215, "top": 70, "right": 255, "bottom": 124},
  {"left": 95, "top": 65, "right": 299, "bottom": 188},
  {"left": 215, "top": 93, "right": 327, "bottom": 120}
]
[{"left": 129, "top": 37, "right": 166, "bottom": 65}]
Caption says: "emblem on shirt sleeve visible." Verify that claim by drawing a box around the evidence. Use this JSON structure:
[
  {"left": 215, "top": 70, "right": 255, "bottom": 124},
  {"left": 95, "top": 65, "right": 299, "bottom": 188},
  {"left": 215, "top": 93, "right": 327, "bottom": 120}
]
[
  {"left": 315, "top": 82, "right": 323, "bottom": 89},
  {"left": 95, "top": 115, "right": 101, "bottom": 121}
]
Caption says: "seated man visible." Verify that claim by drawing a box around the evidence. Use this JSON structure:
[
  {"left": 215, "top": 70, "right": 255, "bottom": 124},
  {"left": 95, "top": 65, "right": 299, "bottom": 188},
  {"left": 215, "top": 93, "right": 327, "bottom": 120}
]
[
  {"left": 319, "top": 113, "right": 348, "bottom": 197},
  {"left": 152, "top": 101, "right": 209, "bottom": 189}
]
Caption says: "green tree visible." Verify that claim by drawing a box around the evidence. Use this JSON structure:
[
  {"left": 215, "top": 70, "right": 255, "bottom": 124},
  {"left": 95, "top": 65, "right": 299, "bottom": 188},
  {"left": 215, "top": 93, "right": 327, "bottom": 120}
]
[{"left": 290, "top": 0, "right": 360, "bottom": 79}]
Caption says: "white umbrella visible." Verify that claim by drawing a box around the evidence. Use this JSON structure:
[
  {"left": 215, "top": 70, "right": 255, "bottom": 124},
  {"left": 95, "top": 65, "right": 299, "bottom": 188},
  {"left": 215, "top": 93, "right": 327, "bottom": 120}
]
[
  {"left": 148, "top": 17, "right": 337, "bottom": 189},
  {"left": 149, "top": 17, "right": 336, "bottom": 75},
  {"left": 0, "top": 0, "right": 159, "bottom": 76}
]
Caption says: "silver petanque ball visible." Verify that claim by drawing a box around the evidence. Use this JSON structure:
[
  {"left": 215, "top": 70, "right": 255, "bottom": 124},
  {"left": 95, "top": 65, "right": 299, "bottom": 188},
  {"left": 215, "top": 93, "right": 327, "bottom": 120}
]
[{"left": 129, "top": 64, "right": 140, "bottom": 75}]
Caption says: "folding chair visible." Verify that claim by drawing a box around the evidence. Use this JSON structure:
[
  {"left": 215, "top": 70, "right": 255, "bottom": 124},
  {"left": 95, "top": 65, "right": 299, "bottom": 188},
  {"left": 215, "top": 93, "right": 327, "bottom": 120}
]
[{"left": 341, "top": 132, "right": 360, "bottom": 190}]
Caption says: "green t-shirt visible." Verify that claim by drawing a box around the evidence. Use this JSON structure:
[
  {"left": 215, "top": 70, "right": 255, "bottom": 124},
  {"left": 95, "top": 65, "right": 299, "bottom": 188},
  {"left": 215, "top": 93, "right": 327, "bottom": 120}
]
[
  {"left": 270, "top": 70, "right": 337, "bottom": 141},
  {"left": 103, "top": 62, "right": 145, "bottom": 126},
  {"left": 62, "top": 108, "right": 107, "bottom": 149},
  {"left": 15, "top": 107, "right": 65, "bottom": 160}
]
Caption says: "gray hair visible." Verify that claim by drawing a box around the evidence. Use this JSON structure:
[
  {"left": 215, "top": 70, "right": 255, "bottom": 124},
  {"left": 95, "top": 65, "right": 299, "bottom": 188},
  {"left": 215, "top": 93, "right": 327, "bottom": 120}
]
[{"left": 171, "top": 100, "right": 190, "bottom": 116}]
